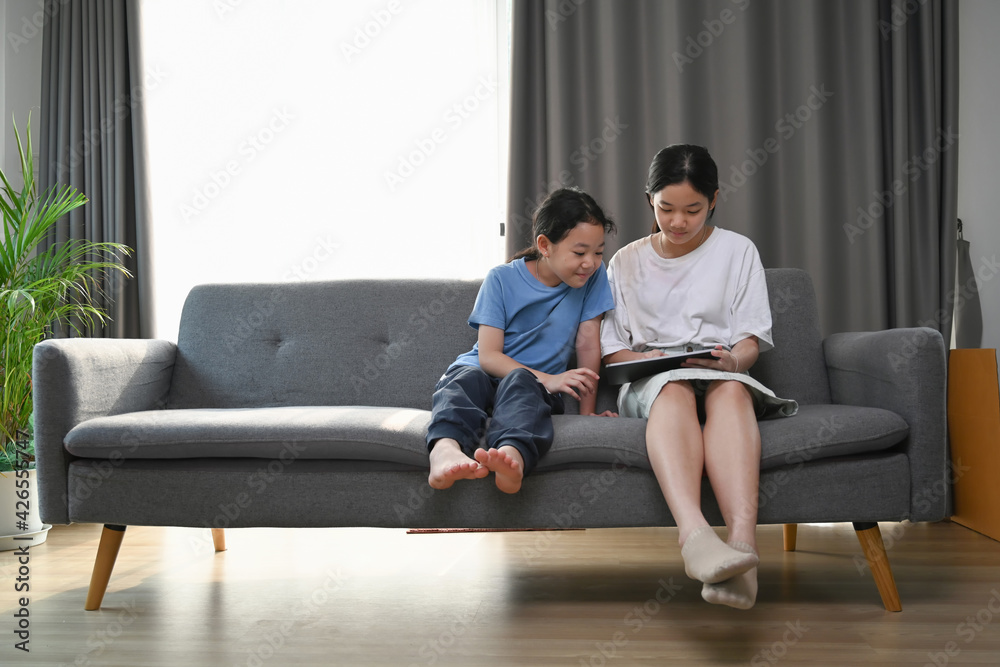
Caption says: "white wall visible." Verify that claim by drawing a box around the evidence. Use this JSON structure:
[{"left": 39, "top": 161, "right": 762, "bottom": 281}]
[
  {"left": 958, "top": 0, "right": 1000, "bottom": 349},
  {"left": 1, "top": 0, "right": 44, "bottom": 188}
]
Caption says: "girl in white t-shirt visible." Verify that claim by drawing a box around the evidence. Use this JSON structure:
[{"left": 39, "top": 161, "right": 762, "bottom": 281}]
[{"left": 601, "top": 144, "right": 797, "bottom": 610}]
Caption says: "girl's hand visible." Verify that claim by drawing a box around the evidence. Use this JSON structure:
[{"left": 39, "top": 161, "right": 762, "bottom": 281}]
[
  {"left": 583, "top": 410, "right": 618, "bottom": 417},
  {"left": 542, "top": 367, "right": 600, "bottom": 400},
  {"left": 684, "top": 345, "right": 738, "bottom": 372}
]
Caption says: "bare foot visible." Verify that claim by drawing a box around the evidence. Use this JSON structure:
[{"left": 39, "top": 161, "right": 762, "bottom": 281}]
[
  {"left": 428, "top": 439, "right": 488, "bottom": 489},
  {"left": 474, "top": 446, "right": 524, "bottom": 494}
]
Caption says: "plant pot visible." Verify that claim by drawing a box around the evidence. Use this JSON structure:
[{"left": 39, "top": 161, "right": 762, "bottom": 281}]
[{"left": 0, "top": 469, "right": 51, "bottom": 551}]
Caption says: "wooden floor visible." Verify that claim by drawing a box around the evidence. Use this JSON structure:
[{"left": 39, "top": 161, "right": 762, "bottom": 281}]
[{"left": 2, "top": 520, "right": 999, "bottom": 666}]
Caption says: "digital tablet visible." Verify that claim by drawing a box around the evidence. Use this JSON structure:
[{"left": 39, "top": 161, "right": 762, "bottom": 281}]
[{"left": 603, "top": 348, "right": 723, "bottom": 385}]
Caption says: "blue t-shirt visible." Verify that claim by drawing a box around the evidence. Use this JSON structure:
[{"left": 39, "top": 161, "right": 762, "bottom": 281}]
[{"left": 451, "top": 258, "right": 615, "bottom": 375}]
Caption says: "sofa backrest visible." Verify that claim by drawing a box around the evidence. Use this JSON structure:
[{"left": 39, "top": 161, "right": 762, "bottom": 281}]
[
  {"left": 168, "top": 280, "right": 482, "bottom": 410},
  {"left": 581, "top": 267, "right": 831, "bottom": 413},
  {"left": 168, "top": 268, "right": 831, "bottom": 411},
  {"left": 755, "top": 268, "right": 832, "bottom": 405}
]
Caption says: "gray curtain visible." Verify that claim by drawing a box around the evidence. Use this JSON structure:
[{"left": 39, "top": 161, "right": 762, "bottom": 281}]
[
  {"left": 507, "top": 0, "right": 959, "bottom": 337},
  {"left": 40, "top": 0, "right": 152, "bottom": 338}
]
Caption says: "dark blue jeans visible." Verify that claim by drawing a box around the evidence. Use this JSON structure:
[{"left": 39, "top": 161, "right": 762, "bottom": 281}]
[{"left": 426, "top": 365, "right": 565, "bottom": 476}]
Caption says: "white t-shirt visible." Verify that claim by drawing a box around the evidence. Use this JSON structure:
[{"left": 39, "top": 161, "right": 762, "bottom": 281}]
[{"left": 600, "top": 227, "right": 773, "bottom": 356}]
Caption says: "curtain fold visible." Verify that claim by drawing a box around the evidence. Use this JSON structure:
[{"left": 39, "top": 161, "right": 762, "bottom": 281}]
[
  {"left": 507, "top": 0, "right": 959, "bottom": 338},
  {"left": 40, "top": 0, "right": 150, "bottom": 338}
]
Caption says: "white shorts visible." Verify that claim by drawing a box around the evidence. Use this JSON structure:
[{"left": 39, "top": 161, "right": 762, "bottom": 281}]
[{"left": 617, "top": 368, "right": 799, "bottom": 420}]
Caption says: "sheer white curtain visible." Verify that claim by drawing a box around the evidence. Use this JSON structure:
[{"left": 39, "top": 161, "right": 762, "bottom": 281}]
[{"left": 139, "top": 0, "right": 509, "bottom": 339}]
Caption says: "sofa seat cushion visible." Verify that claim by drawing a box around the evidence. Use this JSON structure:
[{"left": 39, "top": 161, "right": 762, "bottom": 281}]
[
  {"left": 63, "top": 403, "right": 907, "bottom": 473},
  {"left": 65, "top": 406, "right": 436, "bottom": 466},
  {"left": 64, "top": 406, "right": 647, "bottom": 468},
  {"left": 757, "top": 404, "right": 909, "bottom": 470},
  {"left": 543, "top": 404, "right": 907, "bottom": 472},
  {"left": 538, "top": 414, "right": 650, "bottom": 470}
]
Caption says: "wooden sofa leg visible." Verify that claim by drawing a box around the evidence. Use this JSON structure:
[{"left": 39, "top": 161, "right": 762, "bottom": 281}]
[
  {"left": 783, "top": 523, "right": 798, "bottom": 551},
  {"left": 85, "top": 525, "right": 127, "bottom": 611},
  {"left": 854, "top": 522, "right": 902, "bottom": 612},
  {"left": 211, "top": 528, "right": 227, "bottom": 552}
]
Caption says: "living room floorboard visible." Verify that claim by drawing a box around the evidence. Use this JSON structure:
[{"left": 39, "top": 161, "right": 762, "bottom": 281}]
[{"left": 3, "top": 521, "right": 999, "bottom": 666}]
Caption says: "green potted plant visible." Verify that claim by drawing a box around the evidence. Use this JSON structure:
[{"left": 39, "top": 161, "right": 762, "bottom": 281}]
[{"left": 1, "top": 115, "right": 131, "bottom": 547}]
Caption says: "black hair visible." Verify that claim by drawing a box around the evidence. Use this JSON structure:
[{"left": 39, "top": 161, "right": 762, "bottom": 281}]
[
  {"left": 510, "top": 187, "right": 617, "bottom": 262},
  {"left": 645, "top": 144, "right": 720, "bottom": 234}
]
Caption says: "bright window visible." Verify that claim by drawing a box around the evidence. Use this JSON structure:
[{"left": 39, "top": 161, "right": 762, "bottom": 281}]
[{"left": 140, "top": 0, "right": 510, "bottom": 339}]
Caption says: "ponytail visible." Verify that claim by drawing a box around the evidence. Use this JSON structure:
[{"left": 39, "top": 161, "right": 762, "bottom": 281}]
[{"left": 509, "top": 187, "right": 616, "bottom": 262}]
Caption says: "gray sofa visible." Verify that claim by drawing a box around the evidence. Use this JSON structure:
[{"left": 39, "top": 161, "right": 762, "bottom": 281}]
[{"left": 32, "top": 268, "right": 949, "bottom": 611}]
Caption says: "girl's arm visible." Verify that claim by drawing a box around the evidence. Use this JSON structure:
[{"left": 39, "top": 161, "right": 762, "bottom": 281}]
[
  {"left": 478, "top": 325, "right": 599, "bottom": 401},
  {"left": 727, "top": 336, "right": 760, "bottom": 372},
  {"left": 574, "top": 316, "right": 611, "bottom": 416},
  {"left": 602, "top": 348, "right": 666, "bottom": 365}
]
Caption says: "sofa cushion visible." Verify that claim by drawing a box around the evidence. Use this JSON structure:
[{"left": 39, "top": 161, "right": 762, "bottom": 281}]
[
  {"left": 757, "top": 404, "right": 909, "bottom": 469},
  {"left": 538, "top": 415, "right": 650, "bottom": 470},
  {"left": 545, "top": 404, "right": 907, "bottom": 472},
  {"left": 64, "top": 403, "right": 908, "bottom": 473},
  {"left": 65, "top": 406, "right": 435, "bottom": 466}
]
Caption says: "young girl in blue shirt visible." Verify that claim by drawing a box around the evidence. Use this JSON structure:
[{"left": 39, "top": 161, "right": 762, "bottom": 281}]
[{"left": 426, "top": 188, "right": 617, "bottom": 494}]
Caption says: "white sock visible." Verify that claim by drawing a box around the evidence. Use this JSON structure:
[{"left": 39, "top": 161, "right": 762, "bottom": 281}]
[
  {"left": 680, "top": 527, "right": 759, "bottom": 584},
  {"left": 702, "top": 567, "right": 758, "bottom": 610},
  {"left": 701, "top": 541, "right": 759, "bottom": 609}
]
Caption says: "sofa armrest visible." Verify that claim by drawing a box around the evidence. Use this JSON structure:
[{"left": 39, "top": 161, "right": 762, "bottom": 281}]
[
  {"left": 32, "top": 338, "right": 177, "bottom": 524},
  {"left": 823, "top": 327, "right": 948, "bottom": 522}
]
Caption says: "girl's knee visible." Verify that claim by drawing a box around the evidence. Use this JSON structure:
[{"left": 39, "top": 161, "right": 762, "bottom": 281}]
[
  {"left": 705, "top": 380, "right": 753, "bottom": 407},
  {"left": 656, "top": 380, "right": 695, "bottom": 400},
  {"left": 651, "top": 380, "right": 697, "bottom": 410}
]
